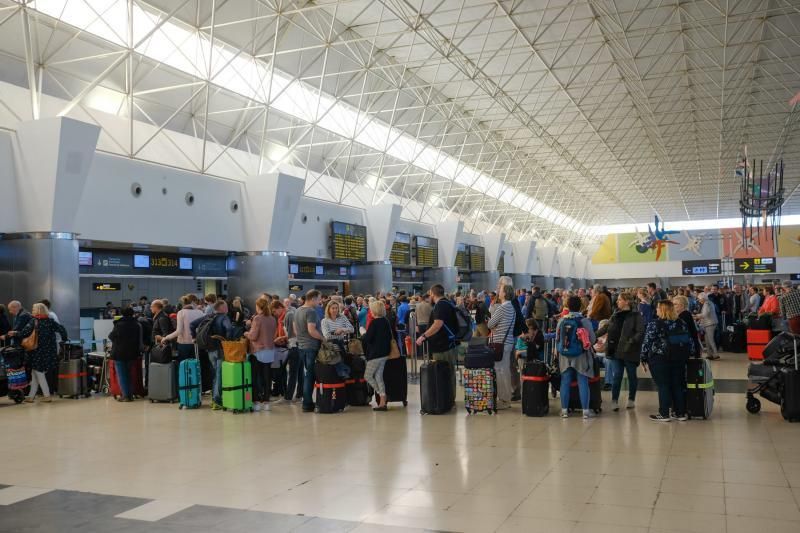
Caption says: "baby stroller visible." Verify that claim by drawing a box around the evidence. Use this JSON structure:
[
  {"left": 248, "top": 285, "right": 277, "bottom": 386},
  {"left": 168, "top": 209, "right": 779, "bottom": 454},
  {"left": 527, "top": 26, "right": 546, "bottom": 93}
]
[
  {"left": 0, "top": 344, "right": 28, "bottom": 404},
  {"left": 745, "top": 332, "right": 799, "bottom": 414}
]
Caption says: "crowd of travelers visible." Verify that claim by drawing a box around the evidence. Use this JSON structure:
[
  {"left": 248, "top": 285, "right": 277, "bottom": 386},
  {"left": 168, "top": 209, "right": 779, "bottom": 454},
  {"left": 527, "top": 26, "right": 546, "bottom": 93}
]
[{"left": 4, "top": 277, "right": 800, "bottom": 421}]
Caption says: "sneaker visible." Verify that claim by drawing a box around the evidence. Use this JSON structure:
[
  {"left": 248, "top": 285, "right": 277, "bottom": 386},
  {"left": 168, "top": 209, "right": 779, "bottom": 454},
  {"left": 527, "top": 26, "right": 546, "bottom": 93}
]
[
  {"left": 496, "top": 401, "right": 512, "bottom": 410},
  {"left": 211, "top": 402, "right": 222, "bottom": 411},
  {"left": 671, "top": 413, "right": 688, "bottom": 421},
  {"left": 302, "top": 404, "right": 315, "bottom": 413},
  {"left": 583, "top": 409, "right": 595, "bottom": 419},
  {"left": 602, "top": 383, "right": 612, "bottom": 391},
  {"left": 253, "top": 402, "right": 262, "bottom": 412},
  {"left": 271, "top": 398, "right": 285, "bottom": 405},
  {"left": 649, "top": 414, "right": 672, "bottom": 422},
  {"left": 23, "top": 397, "right": 35, "bottom": 404},
  {"left": 261, "top": 403, "right": 271, "bottom": 412},
  {"left": 626, "top": 401, "right": 636, "bottom": 409},
  {"left": 561, "top": 409, "right": 569, "bottom": 418},
  {"left": 41, "top": 397, "right": 53, "bottom": 403},
  {"left": 612, "top": 400, "right": 620, "bottom": 412},
  {"left": 511, "top": 393, "right": 521, "bottom": 402}
]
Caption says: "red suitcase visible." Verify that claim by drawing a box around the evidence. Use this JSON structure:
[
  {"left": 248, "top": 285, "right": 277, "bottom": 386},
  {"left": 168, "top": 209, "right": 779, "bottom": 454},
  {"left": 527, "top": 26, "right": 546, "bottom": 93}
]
[{"left": 108, "top": 357, "right": 146, "bottom": 398}]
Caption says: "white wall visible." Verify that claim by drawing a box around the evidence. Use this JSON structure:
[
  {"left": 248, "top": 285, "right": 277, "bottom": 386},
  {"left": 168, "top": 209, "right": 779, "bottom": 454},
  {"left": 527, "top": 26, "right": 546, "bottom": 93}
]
[
  {"left": 288, "top": 197, "right": 365, "bottom": 258},
  {"left": 0, "top": 132, "right": 16, "bottom": 231}
]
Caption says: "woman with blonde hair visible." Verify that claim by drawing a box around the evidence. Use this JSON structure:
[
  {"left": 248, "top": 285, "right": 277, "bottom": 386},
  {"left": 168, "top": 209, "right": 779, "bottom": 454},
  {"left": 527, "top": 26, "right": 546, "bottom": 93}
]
[
  {"left": 321, "top": 300, "right": 354, "bottom": 343},
  {"left": 12, "top": 302, "right": 69, "bottom": 403},
  {"left": 640, "top": 300, "right": 696, "bottom": 422},
  {"left": 361, "top": 299, "right": 393, "bottom": 411}
]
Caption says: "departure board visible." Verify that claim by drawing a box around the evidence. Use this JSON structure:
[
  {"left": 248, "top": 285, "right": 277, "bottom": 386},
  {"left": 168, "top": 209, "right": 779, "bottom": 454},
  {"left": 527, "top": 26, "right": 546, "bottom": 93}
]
[
  {"left": 331, "top": 221, "right": 367, "bottom": 261},
  {"left": 469, "top": 245, "right": 486, "bottom": 271},
  {"left": 414, "top": 236, "right": 439, "bottom": 267},
  {"left": 390, "top": 232, "right": 412, "bottom": 265},
  {"left": 455, "top": 243, "right": 470, "bottom": 269}
]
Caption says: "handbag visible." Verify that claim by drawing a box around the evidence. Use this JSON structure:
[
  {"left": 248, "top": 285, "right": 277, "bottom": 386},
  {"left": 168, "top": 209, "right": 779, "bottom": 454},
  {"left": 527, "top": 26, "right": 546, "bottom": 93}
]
[
  {"left": 21, "top": 319, "right": 39, "bottom": 352},
  {"left": 215, "top": 336, "right": 248, "bottom": 363},
  {"left": 489, "top": 316, "right": 514, "bottom": 362},
  {"left": 317, "top": 341, "right": 342, "bottom": 365},
  {"left": 388, "top": 337, "right": 401, "bottom": 359},
  {"left": 347, "top": 338, "right": 364, "bottom": 356}
]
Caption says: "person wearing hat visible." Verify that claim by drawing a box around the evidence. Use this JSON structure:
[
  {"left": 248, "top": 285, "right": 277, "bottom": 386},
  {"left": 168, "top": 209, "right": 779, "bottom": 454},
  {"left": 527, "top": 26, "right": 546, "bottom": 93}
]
[{"left": 694, "top": 292, "right": 719, "bottom": 360}]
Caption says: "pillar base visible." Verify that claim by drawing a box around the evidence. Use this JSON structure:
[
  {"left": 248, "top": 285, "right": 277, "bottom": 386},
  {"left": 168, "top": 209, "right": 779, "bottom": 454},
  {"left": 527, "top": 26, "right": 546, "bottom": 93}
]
[
  {"left": 226, "top": 251, "right": 288, "bottom": 309},
  {"left": 0, "top": 232, "right": 79, "bottom": 339},
  {"left": 350, "top": 261, "right": 392, "bottom": 296}
]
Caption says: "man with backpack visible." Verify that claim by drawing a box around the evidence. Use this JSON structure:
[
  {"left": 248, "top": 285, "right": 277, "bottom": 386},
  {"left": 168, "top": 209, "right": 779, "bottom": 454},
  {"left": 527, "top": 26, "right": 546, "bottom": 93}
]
[
  {"left": 416, "top": 284, "right": 460, "bottom": 396},
  {"left": 193, "top": 300, "right": 234, "bottom": 411}
]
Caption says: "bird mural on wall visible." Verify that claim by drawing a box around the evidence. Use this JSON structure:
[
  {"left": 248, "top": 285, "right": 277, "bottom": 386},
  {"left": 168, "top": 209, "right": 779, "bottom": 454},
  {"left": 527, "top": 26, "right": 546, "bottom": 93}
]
[
  {"left": 629, "top": 216, "right": 679, "bottom": 261},
  {"left": 680, "top": 231, "right": 704, "bottom": 256}
]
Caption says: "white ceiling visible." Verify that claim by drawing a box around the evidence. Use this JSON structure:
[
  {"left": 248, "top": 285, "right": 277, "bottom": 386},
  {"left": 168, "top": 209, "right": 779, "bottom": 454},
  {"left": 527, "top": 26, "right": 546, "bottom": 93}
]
[{"left": 0, "top": 0, "right": 798, "bottom": 249}]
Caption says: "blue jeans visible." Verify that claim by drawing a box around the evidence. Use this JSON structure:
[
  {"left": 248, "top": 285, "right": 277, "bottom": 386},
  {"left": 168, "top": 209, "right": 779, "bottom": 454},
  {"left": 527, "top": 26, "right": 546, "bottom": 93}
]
[
  {"left": 608, "top": 359, "right": 639, "bottom": 402},
  {"left": 114, "top": 360, "right": 131, "bottom": 399},
  {"left": 602, "top": 356, "right": 615, "bottom": 386},
  {"left": 299, "top": 348, "right": 318, "bottom": 408},
  {"left": 284, "top": 347, "right": 303, "bottom": 401},
  {"left": 334, "top": 361, "right": 350, "bottom": 379},
  {"left": 208, "top": 349, "right": 222, "bottom": 405},
  {"left": 650, "top": 358, "right": 687, "bottom": 417},
  {"left": 560, "top": 367, "right": 589, "bottom": 410}
]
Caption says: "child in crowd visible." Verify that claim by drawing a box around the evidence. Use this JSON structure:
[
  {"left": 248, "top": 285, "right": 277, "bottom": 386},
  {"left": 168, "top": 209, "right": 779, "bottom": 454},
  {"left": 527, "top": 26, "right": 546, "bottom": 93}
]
[{"left": 522, "top": 318, "right": 545, "bottom": 361}]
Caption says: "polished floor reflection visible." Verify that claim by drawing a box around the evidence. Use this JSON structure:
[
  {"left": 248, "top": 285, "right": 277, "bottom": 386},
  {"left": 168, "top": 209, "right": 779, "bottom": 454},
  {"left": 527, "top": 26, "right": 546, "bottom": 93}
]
[{"left": 1, "top": 353, "right": 799, "bottom": 533}]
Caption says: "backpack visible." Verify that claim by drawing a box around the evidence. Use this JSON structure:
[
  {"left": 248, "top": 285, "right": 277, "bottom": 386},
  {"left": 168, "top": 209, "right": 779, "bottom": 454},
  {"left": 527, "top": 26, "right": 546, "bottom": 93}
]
[
  {"left": 556, "top": 316, "right": 584, "bottom": 357},
  {"left": 660, "top": 320, "right": 692, "bottom": 359},
  {"left": 443, "top": 302, "right": 473, "bottom": 342},
  {"left": 195, "top": 315, "right": 217, "bottom": 351},
  {"left": 533, "top": 297, "right": 548, "bottom": 320}
]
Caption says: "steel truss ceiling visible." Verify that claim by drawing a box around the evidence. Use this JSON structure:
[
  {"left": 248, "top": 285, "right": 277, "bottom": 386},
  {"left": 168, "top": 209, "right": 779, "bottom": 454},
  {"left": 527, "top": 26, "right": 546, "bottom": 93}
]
[{"left": 0, "top": 0, "right": 798, "bottom": 251}]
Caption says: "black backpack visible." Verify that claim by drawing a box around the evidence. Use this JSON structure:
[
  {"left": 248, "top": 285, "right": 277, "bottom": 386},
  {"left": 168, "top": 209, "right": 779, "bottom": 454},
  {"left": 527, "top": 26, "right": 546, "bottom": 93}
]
[{"left": 443, "top": 302, "right": 473, "bottom": 342}]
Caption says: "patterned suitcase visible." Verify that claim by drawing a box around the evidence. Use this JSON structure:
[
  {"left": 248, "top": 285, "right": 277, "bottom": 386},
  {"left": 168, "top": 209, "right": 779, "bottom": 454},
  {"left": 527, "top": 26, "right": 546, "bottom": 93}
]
[
  {"left": 222, "top": 361, "right": 253, "bottom": 413},
  {"left": 178, "top": 358, "right": 202, "bottom": 409},
  {"left": 462, "top": 367, "right": 496, "bottom": 414}
]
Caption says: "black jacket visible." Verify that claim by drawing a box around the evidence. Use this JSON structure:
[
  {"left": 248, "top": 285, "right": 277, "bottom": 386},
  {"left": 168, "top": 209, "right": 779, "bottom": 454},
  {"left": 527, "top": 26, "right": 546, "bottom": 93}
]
[
  {"left": 678, "top": 310, "right": 702, "bottom": 355},
  {"left": 597, "top": 309, "right": 644, "bottom": 363},
  {"left": 0, "top": 312, "right": 10, "bottom": 337},
  {"left": 109, "top": 317, "right": 143, "bottom": 362},
  {"left": 361, "top": 316, "right": 393, "bottom": 360},
  {"left": 152, "top": 311, "right": 174, "bottom": 343}
]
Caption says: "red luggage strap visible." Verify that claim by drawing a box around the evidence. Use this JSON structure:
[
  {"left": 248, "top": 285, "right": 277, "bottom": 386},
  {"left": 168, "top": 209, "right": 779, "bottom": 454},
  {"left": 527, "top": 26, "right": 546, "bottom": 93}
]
[
  {"left": 344, "top": 378, "right": 366, "bottom": 385},
  {"left": 315, "top": 382, "right": 346, "bottom": 389},
  {"left": 571, "top": 377, "right": 602, "bottom": 386},
  {"left": 58, "top": 372, "right": 88, "bottom": 379},
  {"left": 521, "top": 375, "right": 549, "bottom": 382}
]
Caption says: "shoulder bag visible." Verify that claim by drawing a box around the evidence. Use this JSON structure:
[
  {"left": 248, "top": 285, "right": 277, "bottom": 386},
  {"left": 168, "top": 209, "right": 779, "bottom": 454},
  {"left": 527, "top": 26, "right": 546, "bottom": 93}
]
[
  {"left": 387, "top": 318, "right": 401, "bottom": 359},
  {"left": 489, "top": 309, "right": 514, "bottom": 362},
  {"left": 21, "top": 319, "right": 39, "bottom": 352}
]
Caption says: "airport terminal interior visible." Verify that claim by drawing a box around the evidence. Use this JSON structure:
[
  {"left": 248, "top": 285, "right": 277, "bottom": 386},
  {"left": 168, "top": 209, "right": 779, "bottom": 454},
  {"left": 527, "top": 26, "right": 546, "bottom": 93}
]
[{"left": 1, "top": 0, "right": 800, "bottom": 532}]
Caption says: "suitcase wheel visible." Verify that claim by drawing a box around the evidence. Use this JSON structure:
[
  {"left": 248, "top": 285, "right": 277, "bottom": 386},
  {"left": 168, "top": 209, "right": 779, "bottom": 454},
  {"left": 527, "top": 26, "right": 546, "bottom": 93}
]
[
  {"left": 150, "top": 399, "right": 154, "bottom": 403},
  {"left": 402, "top": 400, "right": 408, "bottom": 407},
  {"left": 746, "top": 397, "right": 761, "bottom": 414}
]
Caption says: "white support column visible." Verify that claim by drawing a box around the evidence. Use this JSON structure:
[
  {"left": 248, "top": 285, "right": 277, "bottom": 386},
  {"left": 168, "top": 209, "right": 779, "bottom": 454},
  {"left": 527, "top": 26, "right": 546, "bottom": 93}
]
[
  {"left": 436, "top": 219, "right": 463, "bottom": 268},
  {"left": 240, "top": 170, "right": 305, "bottom": 251},
  {"left": 482, "top": 231, "right": 506, "bottom": 271},
  {"left": 364, "top": 202, "right": 402, "bottom": 262},
  {"left": 512, "top": 241, "right": 537, "bottom": 275}
]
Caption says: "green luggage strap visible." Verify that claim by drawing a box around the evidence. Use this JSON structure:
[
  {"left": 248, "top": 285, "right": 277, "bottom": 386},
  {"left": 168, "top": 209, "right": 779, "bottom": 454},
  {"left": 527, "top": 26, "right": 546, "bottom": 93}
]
[{"left": 687, "top": 380, "right": 714, "bottom": 389}]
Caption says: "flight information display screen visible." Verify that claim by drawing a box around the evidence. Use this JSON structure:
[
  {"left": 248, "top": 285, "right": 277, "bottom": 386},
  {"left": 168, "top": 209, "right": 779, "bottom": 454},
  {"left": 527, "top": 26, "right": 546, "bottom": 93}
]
[
  {"left": 455, "top": 243, "right": 470, "bottom": 269},
  {"left": 469, "top": 245, "right": 486, "bottom": 271},
  {"left": 331, "top": 221, "right": 367, "bottom": 261},
  {"left": 414, "top": 236, "right": 439, "bottom": 267},
  {"left": 390, "top": 232, "right": 412, "bottom": 265}
]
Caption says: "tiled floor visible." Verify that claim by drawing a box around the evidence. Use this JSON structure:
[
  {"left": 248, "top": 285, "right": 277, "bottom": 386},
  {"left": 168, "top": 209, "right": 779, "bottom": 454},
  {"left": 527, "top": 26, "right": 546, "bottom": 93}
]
[{"left": 1, "top": 352, "right": 799, "bottom": 533}]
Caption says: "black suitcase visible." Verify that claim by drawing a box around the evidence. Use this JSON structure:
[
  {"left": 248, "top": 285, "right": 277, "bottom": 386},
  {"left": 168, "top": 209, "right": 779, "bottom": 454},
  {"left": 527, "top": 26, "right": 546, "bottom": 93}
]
[
  {"left": 781, "top": 370, "right": 800, "bottom": 422},
  {"left": 381, "top": 356, "right": 408, "bottom": 406},
  {"left": 763, "top": 332, "right": 797, "bottom": 360},
  {"left": 345, "top": 377, "right": 371, "bottom": 406},
  {"left": 349, "top": 356, "right": 366, "bottom": 379},
  {"left": 464, "top": 338, "right": 494, "bottom": 369},
  {"left": 687, "top": 357, "right": 714, "bottom": 419},
  {"left": 522, "top": 360, "right": 550, "bottom": 417},
  {"left": 420, "top": 360, "right": 454, "bottom": 415},
  {"left": 722, "top": 323, "right": 747, "bottom": 353},
  {"left": 314, "top": 362, "right": 346, "bottom": 413}
]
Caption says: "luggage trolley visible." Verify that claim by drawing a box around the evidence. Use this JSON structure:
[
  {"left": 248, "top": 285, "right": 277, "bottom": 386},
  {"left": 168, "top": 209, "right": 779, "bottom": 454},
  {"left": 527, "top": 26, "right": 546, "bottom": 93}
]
[
  {"left": 746, "top": 332, "right": 799, "bottom": 414},
  {"left": 407, "top": 311, "right": 420, "bottom": 384},
  {"left": 0, "top": 341, "right": 27, "bottom": 404}
]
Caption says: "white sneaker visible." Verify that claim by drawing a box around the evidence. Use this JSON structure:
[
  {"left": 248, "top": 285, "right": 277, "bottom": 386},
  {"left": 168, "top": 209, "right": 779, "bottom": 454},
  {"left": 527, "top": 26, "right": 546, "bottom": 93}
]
[
  {"left": 253, "top": 403, "right": 262, "bottom": 412},
  {"left": 626, "top": 400, "right": 635, "bottom": 410},
  {"left": 271, "top": 398, "right": 285, "bottom": 405},
  {"left": 561, "top": 409, "right": 569, "bottom": 418},
  {"left": 583, "top": 410, "right": 595, "bottom": 419},
  {"left": 612, "top": 400, "right": 620, "bottom": 412},
  {"left": 261, "top": 403, "right": 271, "bottom": 412}
]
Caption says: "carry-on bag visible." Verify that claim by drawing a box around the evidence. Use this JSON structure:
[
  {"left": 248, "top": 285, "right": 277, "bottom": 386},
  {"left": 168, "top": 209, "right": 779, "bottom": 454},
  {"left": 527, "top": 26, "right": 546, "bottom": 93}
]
[
  {"left": 59, "top": 341, "right": 85, "bottom": 360},
  {"left": 522, "top": 360, "right": 550, "bottom": 417},
  {"left": 781, "top": 334, "right": 800, "bottom": 422},
  {"left": 464, "top": 337, "right": 494, "bottom": 369},
  {"left": 149, "top": 361, "right": 177, "bottom": 403},
  {"left": 178, "top": 345, "right": 202, "bottom": 409},
  {"left": 57, "top": 358, "right": 89, "bottom": 398},
  {"left": 420, "top": 343, "right": 454, "bottom": 415},
  {"left": 462, "top": 367, "right": 496, "bottom": 414},
  {"left": 315, "top": 362, "right": 346, "bottom": 413},
  {"left": 218, "top": 338, "right": 248, "bottom": 363},
  {"left": 381, "top": 356, "right": 408, "bottom": 406},
  {"left": 150, "top": 343, "right": 173, "bottom": 364},
  {"left": 686, "top": 357, "right": 714, "bottom": 419},
  {"left": 722, "top": 323, "right": 747, "bottom": 353},
  {"left": 222, "top": 360, "right": 253, "bottom": 413}
]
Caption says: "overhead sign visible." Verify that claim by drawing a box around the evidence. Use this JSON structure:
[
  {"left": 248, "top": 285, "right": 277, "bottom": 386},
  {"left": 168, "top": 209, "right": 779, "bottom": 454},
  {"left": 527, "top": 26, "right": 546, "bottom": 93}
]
[
  {"left": 791, "top": 274, "right": 800, "bottom": 281},
  {"left": 330, "top": 221, "right": 367, "bottom": 261},
  {"left": 93, "top": 282, "right": 121, "bottom": 291},
  {"left": 390, "top": 232, "right": 412, "bottom": 265},
  {"left": 681, "top": 259, "right": 722, "bottom": 276},
  {"left": 735, "top": 257, "right": 776, "bottom": 274}
]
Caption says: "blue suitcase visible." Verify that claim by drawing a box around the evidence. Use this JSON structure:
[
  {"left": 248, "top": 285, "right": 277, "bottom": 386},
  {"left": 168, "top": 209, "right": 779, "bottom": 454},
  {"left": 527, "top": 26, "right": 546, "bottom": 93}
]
[{"left": 179, "top": 357, "right": 202, "bottom": 409}]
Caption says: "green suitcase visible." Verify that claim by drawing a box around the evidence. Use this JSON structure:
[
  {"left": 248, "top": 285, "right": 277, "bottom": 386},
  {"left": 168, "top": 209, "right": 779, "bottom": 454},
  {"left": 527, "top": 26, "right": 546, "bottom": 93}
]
[{"left": 222, "top": 361, "right": 253, "bottom": 413}]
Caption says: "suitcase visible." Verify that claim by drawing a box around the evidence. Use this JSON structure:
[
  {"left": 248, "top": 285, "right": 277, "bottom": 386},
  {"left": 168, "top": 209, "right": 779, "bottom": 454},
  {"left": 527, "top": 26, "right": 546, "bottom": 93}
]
[
  {"left": 687, "top": 357, "right": 714, "bottom": 419},
  {"left": 108, "top": 357, "right": 145, "bottom": 398},
  {"left": 763, "top": 332, "right": 797, "bottom": 360},
  {"left": 568, "top": 375, "right": 602, "bottom": 413},
  {"left": 722, "top": 323, "right": 747, "bottom": 353},
  {"left": 345, "top": 377, "right": 370, "bottom": 406},
  {"left": 57, "top": 358, "right": 89, "bottom": 398},
  {"left": 420, "top": 360, "right": 454, "bottom": 415},
  {"left": 782, "top": 370, "right": 800, "bottom": 422},
  {"left": 464, "top": 338, "right": 494, "bottom": 369},
  {"left": 522, "top": 360, "right": 550, "bottom": 417},
  {"left": 59, "top": 341, "right": 85, "bottom": 360},
  {"left": 315, "top": 362, "right": 346, "bottom": 413},
  {"left": 222, "top": 360, "right": 253, "bottom": 413},
  {"left": 349, "top": 356, "right": 366, "bottom": 378},
  {"left": 148, "top": 361, "right": 177, "bottom": 403},
  {"left": 381, "top": 356, "right": 408, "bottom": 406},
  {"left": 462, "top": 367, "right": 496, "bottom": 414},
  {"left": 150, "top": 344, "right": 173, "bottom": 364},
  {"left": 178, "top": 358, "right": 202, "bottom": 409}
]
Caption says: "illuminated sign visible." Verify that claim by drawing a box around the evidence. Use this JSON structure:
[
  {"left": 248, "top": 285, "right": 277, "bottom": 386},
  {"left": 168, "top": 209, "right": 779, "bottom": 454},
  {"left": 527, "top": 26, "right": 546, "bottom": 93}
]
[
  {"left": 455, "top": 243, "right": 470, "bottom": 269},
  {"left": 331, "top": 221, "right": 367, "bottom": 261},
  {"left": 469, "top": 245, "right": 486, "bottom": 271},
  {"left": 133, "top": 254, "right": 150, "bottom": 268},
  {"left": 414, "top": 236, "right": 439, "bottom": 267},
  {"left": 390, "top": 232, "right": 412, "bottom": 265},
  {"left": 78, "top": 251, "right": 93, "bottom": 266},
  {"left": 681, "top": 259, "right": 722, "bottom": 276},
  {"left": 93, "top": 282, "right": 121, "bottom": 291},
  {"left": 179, "top": 257, "right": 193, "bottom": 270},
  {"left": 735, "top": 257, "right": 776, "bottom": 274}
]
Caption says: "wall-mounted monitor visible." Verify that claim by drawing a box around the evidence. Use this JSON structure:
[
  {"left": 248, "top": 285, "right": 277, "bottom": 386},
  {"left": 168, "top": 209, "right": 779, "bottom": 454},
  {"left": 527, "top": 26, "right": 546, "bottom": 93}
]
[
  {"left": 414, "top": 236, "right": 439, "bottom": 267},
  {"left": 133, "top": 254, "right": 150, "bottom": 268},
  {"left": 455, "top": 243, "right": 470, "bottom": 269},
  {"left": 339, "top": 266, "right": 348, "bottom": 277},
  {"left": 315, "top": 265, "right": 325, "bottom": 276},
  {"left": 289, "top": 263, "right": 299, "bottom": 274},
  {"left": 469, "top": 245, "right": 486, "bottom": 271},
  {"left": 78, "top": 251, "right": 93, "bottom": 266},
  {"left": 179, "top": 257, "right": 193, "bottom": 270},
  {"left": 390, "top": 232, "right": 412, "bottom": 265},
  {"left": 93, "top": 282, "right": 121, "bottom": 291},
  {"left": 331, "top": 221, "right": 367, "bottom": 261}
]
